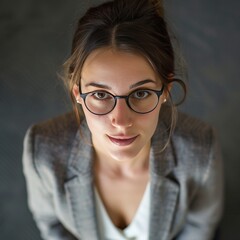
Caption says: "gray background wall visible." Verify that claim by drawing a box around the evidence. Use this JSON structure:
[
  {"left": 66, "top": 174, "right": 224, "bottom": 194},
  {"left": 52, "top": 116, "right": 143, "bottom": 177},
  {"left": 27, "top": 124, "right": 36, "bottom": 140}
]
[{"left": 0, "top": 0, "right": 239, "bottom": 239}]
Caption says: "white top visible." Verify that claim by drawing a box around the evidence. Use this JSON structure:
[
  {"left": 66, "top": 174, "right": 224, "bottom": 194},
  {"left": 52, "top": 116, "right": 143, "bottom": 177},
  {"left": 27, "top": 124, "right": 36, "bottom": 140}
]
[{"left": 94, "top": 183, "right": 150, "bottom": 240}]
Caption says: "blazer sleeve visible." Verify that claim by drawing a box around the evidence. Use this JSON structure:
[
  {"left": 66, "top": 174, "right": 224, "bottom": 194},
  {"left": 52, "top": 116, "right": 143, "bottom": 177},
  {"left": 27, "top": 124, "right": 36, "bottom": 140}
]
[
  {"left": 22, "top": 126, "right": 78, "bottom": 240},
  {"left": 176, "top": 128, "right": 224, "bottom": 240}
]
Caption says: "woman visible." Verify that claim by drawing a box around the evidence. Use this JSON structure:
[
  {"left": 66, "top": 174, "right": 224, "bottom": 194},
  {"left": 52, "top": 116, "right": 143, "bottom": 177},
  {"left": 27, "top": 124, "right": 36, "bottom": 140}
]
[{"left": 23, "top": 0, "right": 224, "bottom": 239}]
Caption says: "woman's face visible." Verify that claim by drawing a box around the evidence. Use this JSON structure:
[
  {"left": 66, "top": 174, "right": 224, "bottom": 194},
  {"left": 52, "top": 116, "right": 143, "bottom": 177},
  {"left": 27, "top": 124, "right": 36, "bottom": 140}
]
[{"left": 73, "top": 48, "right": 166, "bottom": 163}]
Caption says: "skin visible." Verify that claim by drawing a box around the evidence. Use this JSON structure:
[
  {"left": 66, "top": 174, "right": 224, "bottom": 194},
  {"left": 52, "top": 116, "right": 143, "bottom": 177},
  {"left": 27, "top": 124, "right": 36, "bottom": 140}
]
[{"left": 72, "top": 48, "right": 169, "bottom": 228}]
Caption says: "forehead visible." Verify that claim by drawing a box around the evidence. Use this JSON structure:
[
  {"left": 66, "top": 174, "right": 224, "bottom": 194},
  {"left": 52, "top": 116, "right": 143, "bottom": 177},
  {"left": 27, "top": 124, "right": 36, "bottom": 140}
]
[{"left": 81, "top": 48, "right": 158, "bottom": 83}]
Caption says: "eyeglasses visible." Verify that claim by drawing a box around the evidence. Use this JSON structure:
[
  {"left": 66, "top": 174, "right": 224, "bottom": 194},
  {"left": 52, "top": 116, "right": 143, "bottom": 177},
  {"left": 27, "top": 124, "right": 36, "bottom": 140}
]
[{"left": 79, "top": 86, "right": 164, "bottom": 115}]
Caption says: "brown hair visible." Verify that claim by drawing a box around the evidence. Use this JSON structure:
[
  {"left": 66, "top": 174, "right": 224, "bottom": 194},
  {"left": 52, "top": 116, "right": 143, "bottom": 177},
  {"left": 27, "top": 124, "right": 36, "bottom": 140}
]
[{"left": 63, "top": 0, "right": 186, "bottom": 143}]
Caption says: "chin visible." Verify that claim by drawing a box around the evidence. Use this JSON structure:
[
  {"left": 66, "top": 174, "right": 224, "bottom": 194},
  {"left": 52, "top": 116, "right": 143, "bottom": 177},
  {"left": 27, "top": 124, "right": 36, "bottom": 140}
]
[{"left": 108, "top": 147, "right": 143, "bottom": 162}]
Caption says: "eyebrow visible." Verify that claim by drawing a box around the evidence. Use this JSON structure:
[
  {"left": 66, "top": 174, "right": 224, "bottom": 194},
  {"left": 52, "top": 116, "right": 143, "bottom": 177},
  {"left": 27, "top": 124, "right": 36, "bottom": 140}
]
[
  {"left": 129, "top": 79, "right": 156, "bottom": 89},
  {"left": 84, "top": 82, "right": 111, "bottom": 90},
  {"left": 84, "top": 79, "right": 156, "bottom": 90}
]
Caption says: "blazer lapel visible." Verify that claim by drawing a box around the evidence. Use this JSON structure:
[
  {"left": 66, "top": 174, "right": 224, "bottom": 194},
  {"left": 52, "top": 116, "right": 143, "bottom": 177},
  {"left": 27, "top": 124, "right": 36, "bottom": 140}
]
[
  {"left": 64, "top": 119, "right": 99, "bottom": 240},
  {"left": 149, "top": 107, "right": 179, "bottom": 240}
]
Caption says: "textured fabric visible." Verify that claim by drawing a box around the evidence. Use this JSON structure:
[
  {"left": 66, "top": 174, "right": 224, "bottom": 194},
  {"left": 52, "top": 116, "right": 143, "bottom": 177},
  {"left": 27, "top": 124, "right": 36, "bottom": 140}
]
[
  {"left": 94, "top": 183, "right": 150, "bottom": 240},
  {"left": 22, "top": 105, "right": 224, "bottom": 240}
]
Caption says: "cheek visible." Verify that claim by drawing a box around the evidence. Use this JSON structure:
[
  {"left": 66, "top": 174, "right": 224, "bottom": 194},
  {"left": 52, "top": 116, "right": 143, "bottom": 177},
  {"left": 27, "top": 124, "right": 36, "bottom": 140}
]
[
  {"left": 141, "top": 106, "right": 161, "bottom": 132},
  {"left": 132, "top": 100, "right": 162, "bottom": 123},
  {"left": 83, "top": 111, "right": 108, "bottom": 134}
]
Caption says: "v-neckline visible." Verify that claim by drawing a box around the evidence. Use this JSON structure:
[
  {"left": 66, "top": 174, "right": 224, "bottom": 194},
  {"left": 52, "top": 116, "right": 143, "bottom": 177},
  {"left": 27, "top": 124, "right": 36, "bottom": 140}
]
[{"left": 94, "top": 182, "right": 150, "bottom": 239}]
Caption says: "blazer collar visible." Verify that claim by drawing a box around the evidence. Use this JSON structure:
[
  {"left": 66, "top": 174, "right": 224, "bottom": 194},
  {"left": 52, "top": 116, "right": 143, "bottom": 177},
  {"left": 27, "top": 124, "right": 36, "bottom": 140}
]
[
  {"left": 149, "top": 106, "right": 179, "bottom": 240},
  {"left": 150, "top": 114, "right": 176, "bottom": 177},
  {"left": 65, "top": 118, "right": 99, "bottom": 239},
  {"left": 67, "top": 117, "right": 93, "bottom": 176}
]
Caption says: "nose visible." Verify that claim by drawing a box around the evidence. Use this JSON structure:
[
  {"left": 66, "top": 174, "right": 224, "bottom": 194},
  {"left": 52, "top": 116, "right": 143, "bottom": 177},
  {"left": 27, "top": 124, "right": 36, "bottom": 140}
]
[{"left": 109, "top": 98, "right": 133, "bottom": 128}]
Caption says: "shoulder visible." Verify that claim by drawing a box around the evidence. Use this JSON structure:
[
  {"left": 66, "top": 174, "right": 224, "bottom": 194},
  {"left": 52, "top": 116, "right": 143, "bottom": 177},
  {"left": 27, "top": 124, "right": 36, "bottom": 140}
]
[
  {"left": 160, "top": 105, "right": 215, "bottom": 148},
  {"left": 174, "top": 109, "right": 214, "bottom": 145},
  {"left": 23, "top": 112, "right": 81, "bottom": 175},
  {"left": 169, "top": 108, "right": 219, "bottom": 176},
  {"left": 160, "top": 106, "right": 218, "bottom": 170},
  {"left": 30, "top": 111, "right": 79, "bottom": 141}
]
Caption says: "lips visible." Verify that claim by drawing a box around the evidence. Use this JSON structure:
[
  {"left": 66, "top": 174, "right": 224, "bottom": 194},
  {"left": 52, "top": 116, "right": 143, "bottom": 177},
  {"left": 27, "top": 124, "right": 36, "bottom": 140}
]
[{"left": 108, "top": 135, "right": 138, "bottom": 146}]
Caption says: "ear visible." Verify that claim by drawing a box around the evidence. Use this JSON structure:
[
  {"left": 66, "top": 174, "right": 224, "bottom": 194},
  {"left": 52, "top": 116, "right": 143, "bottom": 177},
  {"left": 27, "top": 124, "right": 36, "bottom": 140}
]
[
  {"left": 72, "top": 84, "right": 82, "bottom": 104},
  {"left": 162, "top": 74, "right": 174, "bottom": 102},
  {"left": 166, "top": 82, "right": 173, "bottom": 92}
]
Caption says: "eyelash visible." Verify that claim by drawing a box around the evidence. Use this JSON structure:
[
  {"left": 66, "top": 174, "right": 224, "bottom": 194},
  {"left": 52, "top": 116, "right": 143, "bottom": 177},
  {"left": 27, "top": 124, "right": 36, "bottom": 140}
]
[{"left": 90, "top": 88, "right": 153, "bottom": 98}]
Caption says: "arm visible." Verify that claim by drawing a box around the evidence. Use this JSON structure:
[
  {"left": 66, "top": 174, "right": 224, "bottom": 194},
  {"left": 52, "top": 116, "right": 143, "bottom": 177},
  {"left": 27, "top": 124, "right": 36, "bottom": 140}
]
[
  {"left": 176, "top": 129, "right": 224, "bottom": 240},
  {"left": 22, "top": 126, "right": 78, "bottom": 240}
]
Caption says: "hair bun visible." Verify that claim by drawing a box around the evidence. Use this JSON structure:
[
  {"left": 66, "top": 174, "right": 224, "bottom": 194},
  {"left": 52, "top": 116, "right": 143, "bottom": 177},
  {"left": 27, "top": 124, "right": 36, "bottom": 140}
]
[{"left": 149, "top": 0, "right": 164, "bottom": 17}]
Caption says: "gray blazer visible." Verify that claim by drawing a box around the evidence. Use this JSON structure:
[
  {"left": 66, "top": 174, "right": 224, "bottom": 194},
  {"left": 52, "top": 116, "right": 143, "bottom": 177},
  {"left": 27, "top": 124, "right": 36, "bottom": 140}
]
[{"left": 22, "top": 106, "right": 224, "bottom": 240}]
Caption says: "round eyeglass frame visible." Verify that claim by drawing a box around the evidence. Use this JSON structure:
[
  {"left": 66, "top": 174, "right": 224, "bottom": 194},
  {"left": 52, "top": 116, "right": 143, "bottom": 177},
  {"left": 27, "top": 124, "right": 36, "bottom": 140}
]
[{"left": 79, "top": 85, "right": 165, "bottom": 115}]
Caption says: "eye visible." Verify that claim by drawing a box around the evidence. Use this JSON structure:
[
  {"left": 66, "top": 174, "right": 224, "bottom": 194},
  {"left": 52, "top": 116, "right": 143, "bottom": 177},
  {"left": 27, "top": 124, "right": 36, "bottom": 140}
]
[
  {"left": 91, "top": 91, "right": 112, "bottom": 100},
  {"left": 131, "top": 90, "right": 151, "bottom": 99}
]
